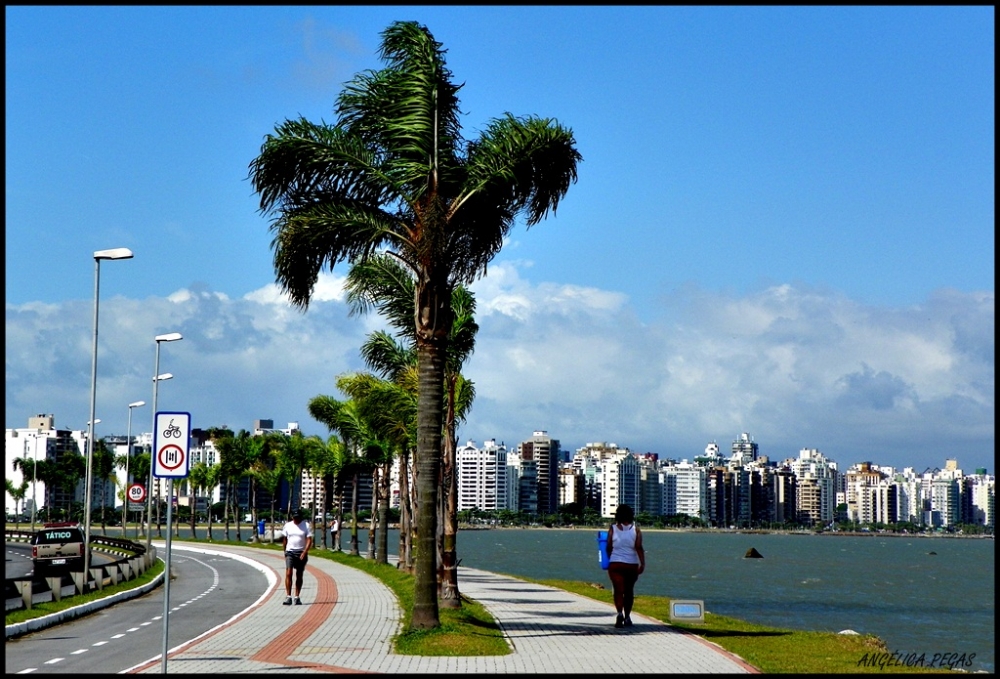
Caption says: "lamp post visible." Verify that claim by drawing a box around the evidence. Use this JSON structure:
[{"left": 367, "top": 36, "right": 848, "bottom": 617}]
[
  {"left": 84, "top": 247, "right": 133, "bottom": 583},
  {"left": 124, "top": 400, "right": 145, "bottom": 540},
  {"left": 30, "top": 435, "right": 40, "bottom": 533},
  {"left": 146, "top": 332, "right": 182, "bottom": 553},
  {"left": 143, "top": 374, "right": 172, "bottom": 543}
]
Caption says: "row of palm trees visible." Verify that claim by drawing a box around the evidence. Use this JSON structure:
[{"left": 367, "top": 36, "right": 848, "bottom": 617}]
[{"left": 6, "top": 426, "right": 372, "bottom": 552}]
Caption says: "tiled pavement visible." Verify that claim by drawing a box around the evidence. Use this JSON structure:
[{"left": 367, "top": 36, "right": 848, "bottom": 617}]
[{"left": 126, "top": 542, "right": 757, "bottom": 674}]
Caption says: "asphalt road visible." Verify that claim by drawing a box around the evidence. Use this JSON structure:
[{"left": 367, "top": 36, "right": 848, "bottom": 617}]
[{"left": 5, "top": 546, "right": 270, "bottom": 674}]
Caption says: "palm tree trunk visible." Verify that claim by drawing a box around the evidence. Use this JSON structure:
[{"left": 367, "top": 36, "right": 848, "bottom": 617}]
[
  {"left": 336, "top": 487, "right": 344, "bottom": 551},
  {"left": 207, "top": 492, "right": 214, "bottom": 542},
  {"left": 224, "top": 478, "right": 231, "bottom": 541},
  {"left": 397, "top": 448, "right": 411, "bottom": 571},
  {"left": 367, "top": 465, "right": 377, "bottom": 560},
  {"left": 440, "top": 374, "right": 461, "bottom": 608},
  {"left": 408, "top": 448, "right": 418, "bottom": 570},
  {"left": 311, "top": 469, "right": 319, "bottom": 541},
  {"left": 322, "top": 474, "right": 330, "bottom": 550},
  {"left": 235, "top": 478, "right": 242, "bottom": 542},
  {"left": 250, "top": 478, "right": 258, "bottom": 543},
  {"left": 350, "top": 471, "right": 360, "bottom": 556},
  {"left": 441, "top": 441, "right": 460, "bottom": 606},
  {"left": 377, "top": 460, "right": 390, "bottom": 565},
  {"left": 190, "top": 479, "right": 197, "bottom": 537},
  {"left": 270, "top": 495, "right": 277, "bottom": 541},
  {"left": 412, "top": 327, "right": 447, "bottom": 630}
]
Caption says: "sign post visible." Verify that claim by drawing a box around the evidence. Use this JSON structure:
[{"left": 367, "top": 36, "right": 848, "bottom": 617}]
[{"left": 153, "top": 411, "right": 190, "bottom": 674}]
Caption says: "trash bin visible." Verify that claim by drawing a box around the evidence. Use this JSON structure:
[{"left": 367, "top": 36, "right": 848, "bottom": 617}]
[
  {"left": 597, "top": 530, "right": 609, "bottom": 570},
  {"left": 258, "top": 519, "right": 266, "bottom": 536}
]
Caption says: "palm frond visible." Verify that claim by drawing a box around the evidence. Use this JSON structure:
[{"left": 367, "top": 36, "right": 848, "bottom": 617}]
[
  {"left": 344, "top": 253, "right": 417, "bottom": 329},
  {"left": 360, "top": 330, "right": 416, "bottom": 379},
  {"left": 270, "top": 204, "right": 409, "bottom": 309},
  {"left": 445, "top": 114, "right": 581, "bottom": 283},
  {"left": 337, "top": 22, "right": 464, "bottom": 196}
]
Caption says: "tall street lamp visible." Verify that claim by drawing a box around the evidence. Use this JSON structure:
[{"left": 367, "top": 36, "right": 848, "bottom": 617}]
[
  {"left": 124, "top": 400, "right": 145, "bottom": 540},
  {"left": 146, "top": 331, "right": 182, "bottom": 553},
  {"left": 84, "top": 247, "right": 133, "bottom": 583}
]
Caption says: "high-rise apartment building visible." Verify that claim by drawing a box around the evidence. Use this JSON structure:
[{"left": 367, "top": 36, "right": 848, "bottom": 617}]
[
  {"left": 518, "top": 431, "right": 561, "bottom": 515},
  {"left": 506, "top": 448, "right": 538, "bottom": 514},
  {"left": 787, "top": 448, "right": 838, "bottom": 524},
  {"left": 600, "top": 451, "right": 640, "bottom": 518},
  {"left": 557, "top": 466, "right": 585, "bottom": 509},
  {"left": 731, "top": 432, "right": 758, "bottom": 466},
  {"left": 962, "top": 472, "right": 995, "bottom": 527},
  {"left": 661, "top": 461, "right": 707, "bottom": 520},
  {"left": 457, "top": 439, "right": 508, "bottom": 512}
]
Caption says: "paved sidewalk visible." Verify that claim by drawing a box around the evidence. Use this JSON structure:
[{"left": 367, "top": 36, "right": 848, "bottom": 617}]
[{"left": 128, "top": 543, "right": 756, "bottom": 674}]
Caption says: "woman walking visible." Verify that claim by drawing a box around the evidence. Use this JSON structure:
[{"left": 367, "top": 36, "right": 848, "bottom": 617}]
[{"left": 606, "top": 504, "right": 645, "bottom": 628}]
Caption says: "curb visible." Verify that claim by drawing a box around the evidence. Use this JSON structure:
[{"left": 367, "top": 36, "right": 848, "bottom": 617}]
[{"left": 5, "top": 559, "right": 165, "bottom": 639}]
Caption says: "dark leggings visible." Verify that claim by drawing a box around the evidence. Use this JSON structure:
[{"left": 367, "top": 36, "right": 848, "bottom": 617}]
[{"left": 608, "top": 561, "right": 639, "bottom": 615}]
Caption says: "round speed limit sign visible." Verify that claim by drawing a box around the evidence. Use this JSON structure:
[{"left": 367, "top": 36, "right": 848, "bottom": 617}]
[{"left": 127, "top": 483, "right": 147, "bottom": 503}]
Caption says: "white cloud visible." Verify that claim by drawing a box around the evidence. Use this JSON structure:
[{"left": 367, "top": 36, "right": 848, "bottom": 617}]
[
  {"left": 4, "top": 269, "right": 994, "bottom": 474},
  {"left": 460, "top": 269, "right": 994, "bottom": 472}
]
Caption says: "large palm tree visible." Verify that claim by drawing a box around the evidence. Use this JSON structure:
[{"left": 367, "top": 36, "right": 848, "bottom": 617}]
[{"left": 249, "top": 20, "right": 580, "bottom": 629}]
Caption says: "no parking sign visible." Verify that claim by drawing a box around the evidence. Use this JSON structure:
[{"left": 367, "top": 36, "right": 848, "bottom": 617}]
[{"left": 153, "top": 411, "right": 191, "bottom": 478}]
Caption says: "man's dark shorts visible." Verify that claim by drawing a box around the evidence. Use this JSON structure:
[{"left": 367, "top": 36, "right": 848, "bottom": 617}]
[{"left": 285, "top": 549, "right": 308, "bottom": 572}]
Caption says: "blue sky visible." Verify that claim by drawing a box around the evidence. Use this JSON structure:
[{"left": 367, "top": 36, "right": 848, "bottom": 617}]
[{"left": 5, "top": 6, "right": 994, "bottom": 474}]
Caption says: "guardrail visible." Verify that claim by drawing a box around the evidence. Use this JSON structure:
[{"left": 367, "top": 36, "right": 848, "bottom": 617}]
[{"left": 5, "top": 529, "right": 157, "bottom": 613}]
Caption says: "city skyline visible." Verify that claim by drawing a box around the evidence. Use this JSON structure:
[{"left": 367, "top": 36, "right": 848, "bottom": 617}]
[{"left": 6, "top": 7, "right": 994, "bottom": 474}]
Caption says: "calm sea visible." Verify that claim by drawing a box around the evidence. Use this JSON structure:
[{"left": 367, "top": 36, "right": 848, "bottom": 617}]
[{"left": 446, "top": 528, "right": 994, "bottom": 673}]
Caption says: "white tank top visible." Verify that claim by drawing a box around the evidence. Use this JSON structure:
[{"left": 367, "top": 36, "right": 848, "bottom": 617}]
[{"left": 609, "top": 523, "right": 640, "bottom": 564}]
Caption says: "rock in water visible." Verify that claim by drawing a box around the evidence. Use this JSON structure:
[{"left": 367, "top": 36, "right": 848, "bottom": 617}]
[{"left": 744, "top": 547, "right": 763, "bottom": 558}]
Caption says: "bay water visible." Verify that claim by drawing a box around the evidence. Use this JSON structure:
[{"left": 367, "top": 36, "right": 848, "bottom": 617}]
[
  {"left": 444, "top": 528, "right": 994, "bottom": 673},
  {"left": 157, "top": 525, "right": 995, "bottom": 672}
]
